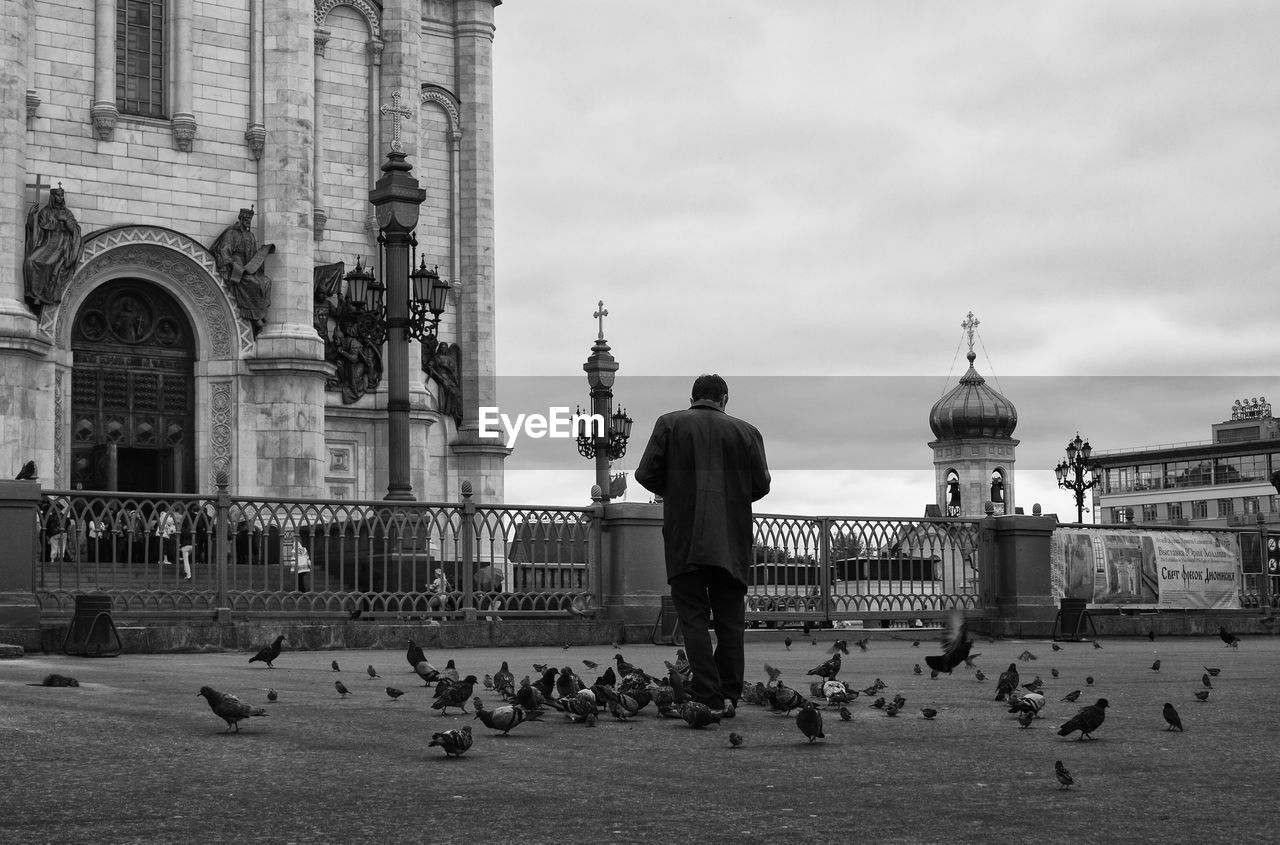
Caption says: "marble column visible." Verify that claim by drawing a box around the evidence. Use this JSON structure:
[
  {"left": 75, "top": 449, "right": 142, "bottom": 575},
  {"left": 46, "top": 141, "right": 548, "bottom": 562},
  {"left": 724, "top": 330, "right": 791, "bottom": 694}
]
[
  {"left": 449, "top": 0, "right": 508, "bottom": 503},
  {"left": 0, "top": 0, "right": 53, "bottom": 480},
  {"left": 246, "top": 0, "right": 328, "bottom": 497}
]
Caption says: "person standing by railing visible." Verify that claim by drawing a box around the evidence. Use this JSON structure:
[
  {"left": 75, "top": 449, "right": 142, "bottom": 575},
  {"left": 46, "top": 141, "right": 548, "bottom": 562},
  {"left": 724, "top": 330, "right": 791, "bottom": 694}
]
[{"left": 635, "top": 374, "right": 771, "bottom": 718}]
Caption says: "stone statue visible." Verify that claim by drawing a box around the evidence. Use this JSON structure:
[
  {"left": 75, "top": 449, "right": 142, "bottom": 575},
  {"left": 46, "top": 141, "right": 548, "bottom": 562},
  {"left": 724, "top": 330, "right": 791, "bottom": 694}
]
[
  {"left": 211, "top": 207, "right": 274, "bottom": 333},
  {"left": 23, "top": 184, "right": 83, "bottom": 315},
  {"left": 424, "top": 340, "right": 462, "bottom": 425},
  {"left": 327, "top": 313, "right": 383, "bottom": 405}
]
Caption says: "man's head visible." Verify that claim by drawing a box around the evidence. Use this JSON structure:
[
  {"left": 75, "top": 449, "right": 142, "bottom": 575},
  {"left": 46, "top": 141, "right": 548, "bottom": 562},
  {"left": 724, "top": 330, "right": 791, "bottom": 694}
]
[{"left": 691, "top": 373, "right": 728, "bottom": 408}]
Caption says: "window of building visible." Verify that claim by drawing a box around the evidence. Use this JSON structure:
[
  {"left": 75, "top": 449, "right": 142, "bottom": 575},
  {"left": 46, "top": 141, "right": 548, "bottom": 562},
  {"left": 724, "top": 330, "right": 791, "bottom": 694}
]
[
  {"left": 1167, "top": 460, "right": 1213, "bottom": 489},
  {"left": 1111, "top": 507, "right": 1132, "bottom": 523},
  {"left": 116, "top": 0, "right": 166, "bottom": 118},
  {"left": 1135, "top": 464, "right": 1161, "bottom": 490},
  {"left": 1141, "top": 504, "right": 1158, "bottom": 522},
  {"left": 1167, "top": 502, "right": 1184, "bottom": 521},
  {"left": 1216, "top": 498, "right": 1234, "bottom": 518},
  {"left": 1191, "top": 500, "right": 1208, "bottom": 520},
  {"left": 1243, "top": 496, "right": 1260, "bottom": 515},
  {"left": 1215, "top": 454, "right": 1267, "bottom": 485}
]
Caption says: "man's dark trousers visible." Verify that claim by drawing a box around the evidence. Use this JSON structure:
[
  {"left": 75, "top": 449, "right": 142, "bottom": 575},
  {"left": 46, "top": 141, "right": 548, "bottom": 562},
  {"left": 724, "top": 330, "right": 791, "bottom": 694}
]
[{"left": 669, "top": 566, "right": 747, "bottom": 708}]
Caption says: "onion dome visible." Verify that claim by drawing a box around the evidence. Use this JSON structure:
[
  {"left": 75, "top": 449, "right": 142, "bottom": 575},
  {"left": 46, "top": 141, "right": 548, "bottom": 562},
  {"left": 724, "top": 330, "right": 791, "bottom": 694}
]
[{"left": 929, "top": 351, "right": 1017, "bottom": 439}]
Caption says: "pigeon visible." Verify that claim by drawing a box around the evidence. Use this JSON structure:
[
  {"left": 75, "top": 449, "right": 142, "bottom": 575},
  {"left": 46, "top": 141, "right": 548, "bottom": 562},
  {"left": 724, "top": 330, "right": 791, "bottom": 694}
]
[
  {"left": 334, "top": 680, "right": 351, "bottom": 698},
  {"left": 492, "top": 661, "right": 515, "bottom": 698},
  {"left": 608, "top": 692, "right": 643, "bottom": 721},
  {"left": 406, "top": 640, "right": 426, "bottom": 669},
  {"left": 728, "top": 731, "right": 744, "bottom": 748},
  {"left": 1092, "top": 640, "right": 1103, "bottom": 650},
  {"left": 975, "top": 670, "right": 986, "bottom": 682},
  {"left": 568, "top": 593, "right": 596, "bottom": 618},
  {"left": 37, "top": 673, "right": 80, "bottom": 687},
  {"left": 14, "top": 460, "right": 36, "bottom": 480},
  {"left": 614, "top": 653, "right": 639, "bottom": 677},
  {"left": 556, "top": 666, "right": 584, "bottom": 701},
  {"left": 1148, "top": 630, "right": 1156, "bottom": 642},
  {"left": 921, "top": 707, "right": 937, "bottom": 720},
  {"left": 1017, "top": 709, "right": 1034, "bottom": 728},
  {"left": 582, "top": 659, "right": 598, "bottom": 671},
  {"left": 442, "top": 659, "right": 459, "bottom": 683},
  {"left": 1010, "top": 692, "right": 1046, "bottom": 718},
  {"left": 1151, "top": 660, "right": 1161, "bottom": 672},
  {"left": 767, "top": 684, "right": 806, "bottom": 714},
  {"left": 885, "top": 703, "right": 900, "bottom": 717},
  {"left": 331, "top": 660, "right": 341, "bottom": 672},
  {"left": 1194, "top": 690, "right": 1210, "bottom": 702},
  {"left": 912, "top": 640, "right": 920, "bottom": 648},
  {"left": 1061, "top": 690, "right": 1082, "bottom": 703},
  {"left": 432, "top": 675, "right": 478, "bottom": 714},
  {"left": 925, "top": 609, "right": 973, "bottom": 674},
  {"left": 796, "top": 702, "right": 825, "bottom": 743},
  {"left": 1203, "top": 666, "right": 1221, "bottom": 677},
  {"left": 913, "top": 664, "right": 922, "bottom": 675},
  {"left": 870, "top": 696, "right": 886, "bottom": 709},
  {"left": 831, "top": 639, "right": 850, "bottom": 655},
  {"left": 806, "top": 653, "right": 841, "bottom": 680},
  {"left": 784, "top": 636, "right": 792, "bottom": 650},
  {"left": 474, "top": 698, "right": 538, "bottom": 734},
  {"left": 763, "top": 663, "right": 783, "bottom": 684},
  {"left": 1051, "top": 668, "right": 1060, "bottom": 678},
  {"left": 1055, "top": 760, "right": 1074, "bottom": 790},
  {"left": 266, "top": 688, "right": 277, "bottom": 702},
  {"left": 854, "top": 637, "right": 870, "bottom": 652},
  {"left": 386, "top": 687, "right": 405, "bottom": 700},
  {"left": 1051, "top": 643, "right": 1062, "bottom": 652},
  {"left": 839, "top": 706, "right": 852, "bottom": 721},
  {"left": 428, "top": 726, "right": 474, "bottom": 757},
  {"left": 1201, "top": 673, "right": 1213, "bottom": 689},
  {"left": 367, "top": 665, "right": 380, "bottom": 679},
  {"left": 679, "top": 700, "right": 720, "bottom": 729},
  {"left": 930, "top": 669, "right": 939, "bottom": 679},
  {"left": 995, "top": 663, "right": 1020, "bottom": 702},
  {"left": 197, "top": 686, "right": 267, "bottom": 733},
  {"left": 1058, "top": 698, "right": 1108, "bottom": 740},
  {"left": 1162, "top": 703, "right": 1183, "bottom": 732},
  {"left": 248, "top": 635, "right": 285, "bottom": 668},
  {"left": 1019, "top": 649, "right": 1037, "bottom": 662},
  {"left": 1085, "top": 676, "right": 1094, "bottom": 686},
  {"left": 1219, "top": 626, "right": 1239, "bottom": 648},
  {"left": 1023, "top": 676, "right": 1044, "bottom": 693},
  {"left": 415, "top": 659, "right": 446, "bottom": 686}
]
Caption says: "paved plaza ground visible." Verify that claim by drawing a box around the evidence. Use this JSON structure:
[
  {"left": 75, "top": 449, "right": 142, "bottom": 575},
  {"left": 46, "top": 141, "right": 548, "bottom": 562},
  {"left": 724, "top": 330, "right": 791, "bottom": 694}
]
[{"left": 1, "top": 628, "right": 1276, "bottom": 844}]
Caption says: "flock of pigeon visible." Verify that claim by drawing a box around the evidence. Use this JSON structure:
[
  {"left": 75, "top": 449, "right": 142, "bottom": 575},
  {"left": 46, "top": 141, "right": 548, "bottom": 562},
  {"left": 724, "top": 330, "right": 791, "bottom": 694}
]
[{"left": 188, "top": 614, "right": 1248, "bottom": 789}]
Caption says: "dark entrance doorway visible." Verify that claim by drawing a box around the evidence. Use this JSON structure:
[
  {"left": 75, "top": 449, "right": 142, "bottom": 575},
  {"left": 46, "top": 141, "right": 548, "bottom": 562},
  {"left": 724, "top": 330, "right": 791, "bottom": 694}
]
[{"left": 70, "top": 280, "right": 197, "bottom": 493}]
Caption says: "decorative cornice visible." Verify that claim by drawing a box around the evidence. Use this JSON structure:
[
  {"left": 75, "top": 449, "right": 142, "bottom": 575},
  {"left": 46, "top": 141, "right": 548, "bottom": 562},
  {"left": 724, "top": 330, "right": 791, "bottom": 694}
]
[
  {"left": 50, "top": 226, "right": 253, "bottom": 358},
  {"left": 314, "top": 0, "right": 381, "bottom": 38},
  {"left": 244, "top": 123, "right": 266, "bottom": 160},
  {"left": 171, "top": 113, "right": 197, "bottom": 152},
  {"left": 90, "top": 101, "right": 118, "bottom": 141},
  {"left": 420, "top": 85, "right": 462, "bottom": 136},
  {"left": 314, "top": 27, "right": 331, "bottom": 57},
  {"left": 313, "top": 208, "right": 328, "bottom": 241},
  {"left": 26, "top": 90, "right": 41, "bottom": 121}
]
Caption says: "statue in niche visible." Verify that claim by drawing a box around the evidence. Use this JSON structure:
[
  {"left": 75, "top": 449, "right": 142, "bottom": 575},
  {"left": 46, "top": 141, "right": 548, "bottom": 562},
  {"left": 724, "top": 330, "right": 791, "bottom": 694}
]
[
  {"left": 424, "top": 340, "right": 462, "bottom": 425},
  {"left": 210, "top": 207, "right": 274, "bottom": 334},
  {"left": 24, "top": 183, "right": 84, "bottom": 315}
]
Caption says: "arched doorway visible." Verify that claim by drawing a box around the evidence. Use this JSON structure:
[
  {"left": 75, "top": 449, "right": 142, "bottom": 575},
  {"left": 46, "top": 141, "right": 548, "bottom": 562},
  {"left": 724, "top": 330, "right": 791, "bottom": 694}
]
[{"left": 70, "top": 280, "right": 196, "bottom": 492}]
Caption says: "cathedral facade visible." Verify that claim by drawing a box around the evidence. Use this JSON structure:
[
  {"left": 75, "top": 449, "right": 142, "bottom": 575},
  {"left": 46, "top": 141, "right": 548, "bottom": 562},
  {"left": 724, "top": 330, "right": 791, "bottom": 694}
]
[{"left": 1, "top": 0, "right": 507, "bottom": 501}]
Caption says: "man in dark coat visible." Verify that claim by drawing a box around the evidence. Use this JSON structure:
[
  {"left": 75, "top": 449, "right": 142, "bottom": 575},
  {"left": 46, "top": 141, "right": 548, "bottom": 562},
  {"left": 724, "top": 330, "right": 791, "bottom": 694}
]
[{"left": 635, "top": 374, "right": 770, "bottom": 716}]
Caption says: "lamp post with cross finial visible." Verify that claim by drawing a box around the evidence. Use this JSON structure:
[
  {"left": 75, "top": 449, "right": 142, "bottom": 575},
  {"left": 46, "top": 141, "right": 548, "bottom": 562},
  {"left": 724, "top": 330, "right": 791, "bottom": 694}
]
[
  {"left": 358, "top": 89, "right": 452, "bottom": 501},
  {"left": 576, "top": 301, "right": 633, "bottom": 502},
  {"left": 1055, "top": 433, "right": 1102, "bottom": 523}
]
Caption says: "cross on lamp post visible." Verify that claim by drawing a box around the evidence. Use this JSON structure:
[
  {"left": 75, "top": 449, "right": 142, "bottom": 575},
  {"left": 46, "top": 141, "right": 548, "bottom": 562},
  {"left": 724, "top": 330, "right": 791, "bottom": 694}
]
[
  {"left": 1055, "top": 433, "right": 1102, "bottom": 524},
  {"left": 576, "top": 301, "right": 633, "bottom": 501}
]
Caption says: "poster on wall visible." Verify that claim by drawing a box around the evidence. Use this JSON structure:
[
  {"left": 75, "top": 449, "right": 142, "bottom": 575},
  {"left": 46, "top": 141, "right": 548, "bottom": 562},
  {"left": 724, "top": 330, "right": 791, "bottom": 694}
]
[{"left": 1050, "top": 529, "right": 1239, "bottom": 610}]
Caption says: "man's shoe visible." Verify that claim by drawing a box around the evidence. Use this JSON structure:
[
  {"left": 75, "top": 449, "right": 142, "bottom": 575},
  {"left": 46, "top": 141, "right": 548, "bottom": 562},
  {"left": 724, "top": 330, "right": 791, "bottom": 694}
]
[{"left": 720, "top": 698, "right": 736, "bottom": 718}]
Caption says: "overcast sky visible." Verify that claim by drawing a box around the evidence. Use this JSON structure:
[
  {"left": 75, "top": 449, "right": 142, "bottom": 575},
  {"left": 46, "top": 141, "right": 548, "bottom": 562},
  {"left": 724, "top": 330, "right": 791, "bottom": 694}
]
[{"left": 485, "top": 0, "right": 1280, "bottom": 518}]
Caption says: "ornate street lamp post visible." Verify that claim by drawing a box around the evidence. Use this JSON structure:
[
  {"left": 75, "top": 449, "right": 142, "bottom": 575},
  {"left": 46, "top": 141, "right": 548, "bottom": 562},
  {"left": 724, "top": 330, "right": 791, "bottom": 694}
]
[
  {"left": 1055, "top": 433, "right": 1101, "bottom": 523},
  {"left": 364, "top": 140, "right": 452, "bottom": 501},
  {"left": 576, "top": 301, "right": 633, "bottom": 502}
]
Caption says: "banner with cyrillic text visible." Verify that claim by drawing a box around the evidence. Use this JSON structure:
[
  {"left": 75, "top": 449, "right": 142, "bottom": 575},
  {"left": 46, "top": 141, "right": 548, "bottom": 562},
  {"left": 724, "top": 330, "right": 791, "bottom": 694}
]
[{"left": 1050, "top": 529, "right": 1239, "bottom": 609}]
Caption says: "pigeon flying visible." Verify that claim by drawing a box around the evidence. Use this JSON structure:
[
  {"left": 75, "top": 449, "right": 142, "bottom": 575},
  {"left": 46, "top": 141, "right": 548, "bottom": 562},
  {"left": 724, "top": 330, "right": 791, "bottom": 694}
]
[{"left": 925, "top": 610, "right": 973, "bottom": 674}]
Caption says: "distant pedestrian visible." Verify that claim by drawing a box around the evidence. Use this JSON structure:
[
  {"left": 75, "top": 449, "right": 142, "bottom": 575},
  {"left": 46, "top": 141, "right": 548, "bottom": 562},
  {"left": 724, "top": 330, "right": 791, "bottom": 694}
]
[{"left": 635, "top": 374, "right": 770, "bottom": 717}]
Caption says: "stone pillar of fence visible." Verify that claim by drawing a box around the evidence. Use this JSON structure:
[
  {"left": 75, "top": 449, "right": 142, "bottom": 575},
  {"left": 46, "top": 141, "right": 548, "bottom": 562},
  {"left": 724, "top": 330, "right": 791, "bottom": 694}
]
[
  {"left": 0, "top": 480, "right": 41, "bottom": 628},
  {"left": 988, "top": 512, "right": 1057, "bottom": 637},
  {"left": 599, "top": 502, "right": 666, "bottom": 635}
]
